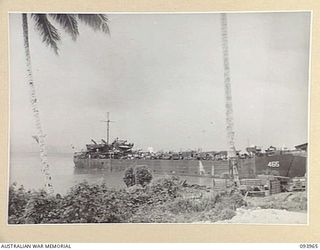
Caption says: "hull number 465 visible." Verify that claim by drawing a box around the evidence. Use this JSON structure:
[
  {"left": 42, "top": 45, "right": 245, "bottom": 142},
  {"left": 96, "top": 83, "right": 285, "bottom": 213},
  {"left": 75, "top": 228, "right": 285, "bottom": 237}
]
[{"left": 268, "top": 161, "right": 280, "bottom": 168}]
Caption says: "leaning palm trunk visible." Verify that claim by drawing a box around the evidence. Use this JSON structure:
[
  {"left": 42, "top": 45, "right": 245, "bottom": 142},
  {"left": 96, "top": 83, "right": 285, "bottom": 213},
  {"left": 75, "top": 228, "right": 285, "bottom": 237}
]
[
  {"left": 220, "top": 13, "right": 240, "bottom": 186},
  {"left": 22, "top": 13, "right": 54, "bottom": 194}
]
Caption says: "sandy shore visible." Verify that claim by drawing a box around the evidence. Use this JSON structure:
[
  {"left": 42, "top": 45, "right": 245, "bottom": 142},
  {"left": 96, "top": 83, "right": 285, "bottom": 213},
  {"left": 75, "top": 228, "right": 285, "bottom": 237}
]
[{"left": 215, "top": 208, "right": 307, "bottom": 224}]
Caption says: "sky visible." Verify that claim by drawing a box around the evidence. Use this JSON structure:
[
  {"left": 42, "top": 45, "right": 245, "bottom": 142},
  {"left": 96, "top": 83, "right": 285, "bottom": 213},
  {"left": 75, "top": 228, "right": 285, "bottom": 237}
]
[{"left": 9, "top": 12, "right": 311, "bottom": 153}]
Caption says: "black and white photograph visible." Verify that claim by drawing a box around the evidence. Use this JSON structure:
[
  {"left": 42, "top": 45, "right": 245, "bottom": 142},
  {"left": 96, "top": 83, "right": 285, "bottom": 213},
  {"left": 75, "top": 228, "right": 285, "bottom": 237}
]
[{"left": 8, "top": 12, "right": 310, "bottom": 224}]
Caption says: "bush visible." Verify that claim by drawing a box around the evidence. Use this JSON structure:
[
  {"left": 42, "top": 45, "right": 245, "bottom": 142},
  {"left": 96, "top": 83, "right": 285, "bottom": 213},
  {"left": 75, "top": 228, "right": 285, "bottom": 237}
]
[
  {"left": 166, "top": 196, "right": 215, "bottom": 214},
  {"left": 8, "top": 182, "right": 135, "bottom": 224},
  {"left": 8, "top": 177, "right": 243, "bottom": 224},
  {"left": 135, "top": 166, "right": 153, "bottom": 186},
  {"left": 123, "top": 167, "right": 135, "bottom": 187},
  {"left": 58, "top": 182, "right": 140, "bottom": 223},
  {"left": 8, "top": 184, "right": 31, "bottom": 224},
  {"left": 150, "top": 176, "right": 181, "bottom": 200},
  {"left": 216, "top": 208, "right": 236, "bottom": 221},
  {"left": 214, "top": 191, "right": 246, "bottom": 210},
  {"left": 23, "top": 190, "right": 61, "bottom": 224},
  {"left": 123, "top": 166, "right": 153, "bottom": 187}
]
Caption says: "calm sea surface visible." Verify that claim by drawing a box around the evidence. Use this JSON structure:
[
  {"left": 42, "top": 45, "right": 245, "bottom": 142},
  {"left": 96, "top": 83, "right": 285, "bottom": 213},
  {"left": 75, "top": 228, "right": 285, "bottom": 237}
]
[{"left": 9, "top": 152, "right": 214, "bottom": 194}]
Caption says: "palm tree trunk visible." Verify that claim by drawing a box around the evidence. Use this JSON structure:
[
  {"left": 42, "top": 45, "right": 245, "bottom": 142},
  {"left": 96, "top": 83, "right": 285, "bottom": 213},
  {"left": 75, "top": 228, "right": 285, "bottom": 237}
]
[
  {"left": 22, "top": 13, "right": 54, "bottom": 194},
  {"left": 220, "top": 13, "right": 240, "bottom": 186}
]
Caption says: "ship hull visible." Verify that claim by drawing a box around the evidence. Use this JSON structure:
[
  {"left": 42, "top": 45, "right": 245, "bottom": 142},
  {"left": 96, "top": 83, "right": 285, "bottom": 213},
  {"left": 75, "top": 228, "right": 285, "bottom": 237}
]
[{"left": 73, "top": 153, "right": 307, "bottom": 178}]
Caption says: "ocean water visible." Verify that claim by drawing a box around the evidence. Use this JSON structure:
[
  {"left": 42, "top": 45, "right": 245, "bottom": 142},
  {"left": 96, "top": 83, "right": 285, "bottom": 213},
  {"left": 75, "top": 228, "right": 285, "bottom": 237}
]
[
  {"left": 9, "top": 152, "right": 215, "bottom": 194},
  {"left": 9, "top": 152, "right": 126, "bottom": 194}
]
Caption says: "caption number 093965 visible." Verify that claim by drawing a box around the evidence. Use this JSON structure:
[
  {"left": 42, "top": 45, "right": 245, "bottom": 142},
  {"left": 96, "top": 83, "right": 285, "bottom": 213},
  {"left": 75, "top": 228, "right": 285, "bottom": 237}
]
[{"left": 299, "top": 244, "right": 318, "bottom": 248}]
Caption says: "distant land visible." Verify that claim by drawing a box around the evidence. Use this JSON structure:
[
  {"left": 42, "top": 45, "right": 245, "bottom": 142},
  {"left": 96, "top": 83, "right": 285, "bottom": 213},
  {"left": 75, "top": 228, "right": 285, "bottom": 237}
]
[{"left": 10, "top": 143, "right": 74, "bottom": 154}]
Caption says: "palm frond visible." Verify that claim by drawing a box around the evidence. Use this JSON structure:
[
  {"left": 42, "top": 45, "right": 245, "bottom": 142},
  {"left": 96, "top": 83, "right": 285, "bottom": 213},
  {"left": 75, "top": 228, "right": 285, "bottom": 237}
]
[
  {"left": 49, "top": 14, "right": 79, "bottom": 41},
  {"left": 77, "top": 14, "right": 110, "bottom": 34},
  {"left": 31, "top": 14, "right": 61, "bottom": 54}
]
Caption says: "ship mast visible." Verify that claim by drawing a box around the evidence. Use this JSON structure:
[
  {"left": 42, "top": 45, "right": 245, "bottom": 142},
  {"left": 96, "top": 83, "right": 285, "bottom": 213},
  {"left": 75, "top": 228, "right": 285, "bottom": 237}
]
[{"left": 100, "top": 112, "right": 114, "bottom": 145}]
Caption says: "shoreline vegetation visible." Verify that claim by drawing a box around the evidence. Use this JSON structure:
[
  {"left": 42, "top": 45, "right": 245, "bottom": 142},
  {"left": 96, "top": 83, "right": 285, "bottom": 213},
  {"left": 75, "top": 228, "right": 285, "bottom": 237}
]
[
  {"left": 8, "top": 167, "right": 307, "bottom": 224},
  {"left": 8, "top": 175, "right": 244, "bottom": 224}
]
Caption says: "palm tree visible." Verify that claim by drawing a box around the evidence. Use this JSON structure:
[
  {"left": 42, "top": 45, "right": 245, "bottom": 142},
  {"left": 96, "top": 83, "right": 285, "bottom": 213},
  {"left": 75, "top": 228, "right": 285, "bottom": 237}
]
[
  {"left": 220, "top": 13, "right": 240, "bottom": 187},
  {"left": 22, "top": 13, "right": 110, "bottom": 194}
]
